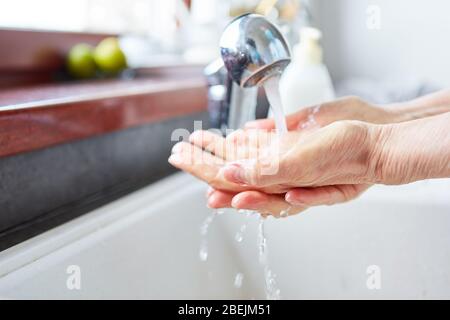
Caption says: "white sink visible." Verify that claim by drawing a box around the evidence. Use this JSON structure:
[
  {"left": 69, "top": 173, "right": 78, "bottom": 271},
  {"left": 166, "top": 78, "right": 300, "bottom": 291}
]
[{"left": 0, "top": 173, "right": 449, "bottom": 299}]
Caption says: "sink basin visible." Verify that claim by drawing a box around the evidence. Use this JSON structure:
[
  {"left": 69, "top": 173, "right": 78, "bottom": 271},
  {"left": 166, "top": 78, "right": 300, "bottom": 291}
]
[{"left": 0, "top": 172, "right": 449, "bottom": 299}]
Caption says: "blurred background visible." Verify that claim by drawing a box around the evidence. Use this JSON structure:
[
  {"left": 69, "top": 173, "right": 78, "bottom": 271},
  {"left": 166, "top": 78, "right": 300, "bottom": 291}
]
[{"left": 1, "top": 0, "right": 449, "bottom": 99}]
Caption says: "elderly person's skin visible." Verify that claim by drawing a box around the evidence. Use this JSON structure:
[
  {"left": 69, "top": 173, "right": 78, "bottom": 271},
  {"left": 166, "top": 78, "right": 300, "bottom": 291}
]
[{"left": 169, "top": 92, "right": 450, "bottom": 217}]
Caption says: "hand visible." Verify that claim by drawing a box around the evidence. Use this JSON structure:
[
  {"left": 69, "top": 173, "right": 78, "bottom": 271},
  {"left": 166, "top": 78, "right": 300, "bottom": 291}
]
[
  {"left": 170, "top": 95, "right": 450, "bottom": 217},
  {"left": 206, "top": 184, "right": 370, "bottom": 218},
  {"left": 169, "top": 98, "right": 385, "bottom": 217},
  {"left": 220, "top": 113, "right": 450, "bottom": 190},
  {"left": 216, "top": 121, "right": 375, "bottom": 216},
  {"left": 169, "top": 121, "right": 376, "bottom": 216},
  {"left": 169, "top": 128, "right": 307, "bottom": 216},
  {"left": 222, "top": 120, "right": 379, "bottom": 188},
  {"left": 244, "top": 96, "right": 399, "bottom": 131},
  {"left": 209, "top": 94, "right": 450, "bottom": 214},
  {"left": 206, "top": 97, "right": 387, "bottom": 215}
]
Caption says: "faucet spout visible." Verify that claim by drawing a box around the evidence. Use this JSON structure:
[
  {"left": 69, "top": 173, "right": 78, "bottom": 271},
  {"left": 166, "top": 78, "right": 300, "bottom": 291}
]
[
  {"left": 204, "top": 14, "right": 291, "bottom": 131},
  {"left": 220, "top": 13, "right": 291, "bottom": 88}
]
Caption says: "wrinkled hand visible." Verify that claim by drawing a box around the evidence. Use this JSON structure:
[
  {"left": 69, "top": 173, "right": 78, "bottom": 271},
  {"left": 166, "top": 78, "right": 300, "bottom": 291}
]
[
  {"left": 169, "top": 120, "right": 375, "bottom": 217},
  {"left": 199, "top": 97, "right": 387, "bottom": 216},
  {"left": 170, "top": 94, "right": 450, "bottom": 217}
]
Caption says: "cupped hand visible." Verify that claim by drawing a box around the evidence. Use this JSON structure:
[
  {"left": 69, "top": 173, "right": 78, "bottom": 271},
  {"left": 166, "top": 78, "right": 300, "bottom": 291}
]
[
  {"left": 169, "top": 120, "right": 377, "bottom": 216},
  {"left": 221, "top": 120, "right": 380, "bottom": 188},
  {"left": 169, "top": 128, "right": 307, "bottom": 216}
]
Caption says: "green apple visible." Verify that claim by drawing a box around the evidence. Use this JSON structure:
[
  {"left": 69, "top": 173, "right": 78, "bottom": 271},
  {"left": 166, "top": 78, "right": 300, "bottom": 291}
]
[
  {"left": 93, "top": 37, "right": 127, "bottom": 74},
  {"left": 66, "top": 43, "right": 96, "bottom": 79}
]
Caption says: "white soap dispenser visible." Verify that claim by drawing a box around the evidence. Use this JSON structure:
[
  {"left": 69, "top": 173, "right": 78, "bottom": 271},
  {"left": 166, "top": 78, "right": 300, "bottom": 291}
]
[{"left": 279, "top": 27, "right": 335, "bottom": 114}]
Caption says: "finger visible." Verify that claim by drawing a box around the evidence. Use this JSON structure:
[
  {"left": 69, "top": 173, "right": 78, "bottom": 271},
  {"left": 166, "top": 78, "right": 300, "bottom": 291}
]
[
  {"left": 285, "top": 184, "right": 370, "bottom": 206},
  {"left": 231, "top": 190, "right": 306, "bottom": 218},
  {"left": 189, "top": 130, "right": 227, "bottom": 159},
  {"left": 225, "top": 129, "right": 248, "bottom": 145},
  {"left": 207, "top": 190, "right": 234, "bottom": 208},
  {"left": 228, "top": 129, "right": 277, "bottom": 152},
  {"left": 168, "top": 142, "right": 247, "bottom": 192},
  {"left": 224, "top": 129, "right": 260, "bottom": 161},
  {"left": 189, "top": 130, "right": 260, "bottom": 161}
]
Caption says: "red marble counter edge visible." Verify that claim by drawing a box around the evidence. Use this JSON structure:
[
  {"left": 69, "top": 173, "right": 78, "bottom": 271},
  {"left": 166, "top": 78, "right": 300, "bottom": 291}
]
[{"left": 0, "top": 80, "right": 208, "bottom": 158}]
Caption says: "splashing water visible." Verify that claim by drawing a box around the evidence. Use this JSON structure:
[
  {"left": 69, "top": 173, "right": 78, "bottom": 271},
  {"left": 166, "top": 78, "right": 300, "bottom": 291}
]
[
  {"left": 200, "top": 75, "right": 287, "bottom": 299},
  {"left": 300, "top": 104, "right": 321, "bottom": 129},
  {"left": 264, "top": 266, "right": 281, "bottom": 299},
  {"left": 234, "top": 272, "right": 244, "bottom": 288},
  {"left": 279, "top": 206, "right": 291, "bottom": 218},
  {"left": 235, "top": 210, "right": 254, "bottom": 243},
  {"left": 199, "top": 244, "right": 209, "bottom": 262},
  {"left": 257, "top": 216, "right": 281, "bottom": 299},
  {"left": 235, "top": 225, "right": 246, "bottom": 243},
  {"left": 199, "top": 210, "right": 219, "bottom": 262},
  {"left": 257, "top": 218, "right": 268, "bottom": 265}
]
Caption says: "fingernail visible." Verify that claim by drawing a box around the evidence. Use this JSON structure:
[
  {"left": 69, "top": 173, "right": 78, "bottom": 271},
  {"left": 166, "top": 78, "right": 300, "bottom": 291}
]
[
  {"left": 171, "top": 143, "right": 183, "bottom": 154},
  {"left": 206, "top": 192, "right": 222, "bottom": 209},
  {"left": 285, "top": 192, "right": 305, "bottom": 206},
  {"left": 231, "top": 195, "right": 265, "bottom": 210},
  {"left": 222, "top": 163, "right": 248, "bottom": 185},
  {"left": 189, "top": 131, "right": 202, "bottom": 143},
  {"left": 168, "top": 153, "right": 183, "bottom": 165}
]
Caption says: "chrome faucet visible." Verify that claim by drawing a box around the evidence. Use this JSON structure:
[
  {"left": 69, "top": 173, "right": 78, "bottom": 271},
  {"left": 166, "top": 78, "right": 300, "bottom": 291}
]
[{"left": 205, "top": 13, "right": 291, "bottom": 132}]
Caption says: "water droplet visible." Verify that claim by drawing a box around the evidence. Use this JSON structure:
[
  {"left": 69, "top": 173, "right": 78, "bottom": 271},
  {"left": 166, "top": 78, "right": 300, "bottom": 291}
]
[
  {"left": 199, "top": 211, "right": 217, "bottom": 261},
  {"left": 238, "top": 209, "right": 255, "bottom": 216},
  {"left": 257, "top": 218, "right": 268, "bottom": 265},
  {"left": 234, "top": 273, "right": 244, "bottom": 288},
  {"left": 200, "top": 213, "right": 215, "bottom": 236},
  {"left": 299, "top": 104, "right": 321, "bottom": 130},
  {"left": 257, "top": 216, "right": 282, "bottom": 300},
  {"left": 235, "top": 215, "right": 250, "bottom": 243},
  {"left": 199, "top": 243, "right": 208, "bottom": 261},
  {"left": 279, "top": 208, "right": 290, "bottom": 218}
]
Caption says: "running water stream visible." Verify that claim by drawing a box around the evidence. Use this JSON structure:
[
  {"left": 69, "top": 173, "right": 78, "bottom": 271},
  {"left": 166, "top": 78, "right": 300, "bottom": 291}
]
[
  {"left": 199, "top": 74, "right": 289, "bottom": 299},
  {"left": 256, "top": 75, "right": 287, "bottom": 299},
  {"left": 263, "top": 76, "right": 288, "bottom": 135}
]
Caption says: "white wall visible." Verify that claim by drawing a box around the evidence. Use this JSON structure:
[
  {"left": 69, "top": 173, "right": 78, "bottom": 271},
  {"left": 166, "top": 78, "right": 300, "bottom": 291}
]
[{"left": 312, "top": 0, "right": 450, "bottom": 87}]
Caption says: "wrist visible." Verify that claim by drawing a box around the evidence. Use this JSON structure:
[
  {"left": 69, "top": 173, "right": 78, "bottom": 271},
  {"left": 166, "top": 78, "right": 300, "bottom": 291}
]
[
  {"left": 384, "top": 101, "right": 450, "bottom": 122},
  {"left": 367, "top": 113, "right": 450, "bottom": 185},
  {"left": 366, "top": 122, "right": 399, "bottom": 184}
]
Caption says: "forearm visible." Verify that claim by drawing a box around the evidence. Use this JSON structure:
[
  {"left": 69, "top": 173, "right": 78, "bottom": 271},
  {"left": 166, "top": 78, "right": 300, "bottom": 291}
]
[
  {"left": 385, "top": 89, "right": 450, "bottom": 122},
  {"left": 370, "top": 112, "right": 450, "bottom": 184}
]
